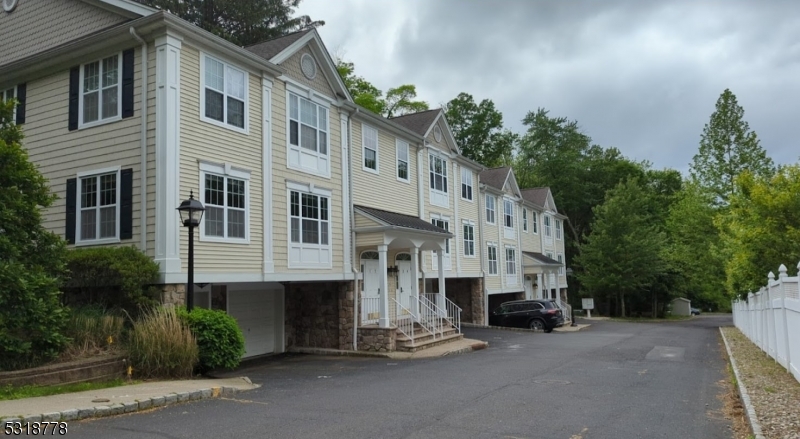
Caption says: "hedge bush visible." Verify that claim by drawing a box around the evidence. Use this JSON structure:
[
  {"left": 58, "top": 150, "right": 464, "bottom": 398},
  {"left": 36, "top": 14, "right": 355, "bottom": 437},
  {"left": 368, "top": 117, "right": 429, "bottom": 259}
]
[
  {"left": 177, "top": 307, "right": 245, "bottom": 373},
  {"left": 127, "top": 306, "right": 198, "bottom": 379},
  {"left": 63, "top": 246, "right": 160, "bottom": 316}
]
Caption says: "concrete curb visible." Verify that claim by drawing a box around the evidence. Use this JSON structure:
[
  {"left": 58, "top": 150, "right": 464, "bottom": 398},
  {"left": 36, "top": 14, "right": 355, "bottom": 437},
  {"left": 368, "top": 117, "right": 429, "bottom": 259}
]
[
  {"left": 287, "top": 347, "right": 394, "bottom": 358},
  {"left": 0, "top": 386, "right": 244, "bottom": 425},
  {"left": 442, "top": 341, "right": 489, "bottom": 356},
  {"left": 719, "top": 328, "right": 766, "bottom": 439}
]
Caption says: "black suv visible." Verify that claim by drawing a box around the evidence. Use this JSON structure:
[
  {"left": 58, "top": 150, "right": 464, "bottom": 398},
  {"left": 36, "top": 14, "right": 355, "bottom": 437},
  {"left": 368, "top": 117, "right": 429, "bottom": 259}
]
[{"left": 489, "top": 300, "right": 565, "bottom": 332}]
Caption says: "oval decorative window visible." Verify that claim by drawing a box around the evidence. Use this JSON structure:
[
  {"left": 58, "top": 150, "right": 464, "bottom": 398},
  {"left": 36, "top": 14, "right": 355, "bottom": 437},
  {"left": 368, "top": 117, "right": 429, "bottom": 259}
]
[
  {"left": 433, "top": 125, "right": 443, "bottom": 142},
  {"left": 395, "top": 253, "right": 412, "bottom": 261},
  {"left": 3, "top": 0, "right": 19, "bottom": 12},
  {"left": 300, "top": 53, "right": 317, "bottom": 80}
]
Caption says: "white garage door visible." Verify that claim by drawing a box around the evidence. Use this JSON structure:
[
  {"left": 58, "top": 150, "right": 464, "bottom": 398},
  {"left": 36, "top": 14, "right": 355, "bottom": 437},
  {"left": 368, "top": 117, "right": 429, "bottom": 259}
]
[{"left": 228, "top": 290, "right": 276, "bottom": 358}]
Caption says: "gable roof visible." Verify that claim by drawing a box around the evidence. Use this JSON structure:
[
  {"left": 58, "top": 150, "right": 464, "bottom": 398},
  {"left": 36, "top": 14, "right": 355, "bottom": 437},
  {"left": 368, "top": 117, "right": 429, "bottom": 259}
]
[
  {"left": 88, "top": 0, "right": 157, "bottom": 18},
  {"left": 389, "top": 109, "right": 441, "bottom": 136},
  {"left": 520, "top": 188, "right": 549, "bottom": 208},
  {"left": 354, "top": 206, "right": 452, "bottom": 236},
  {"left": 244, "top": 28, "right": 313, "bottom": 61},
  {"left": 479, "top": 167, "right": 512, "bottom": 191},
  {"left": 522, "top": 252, "right": 562, "bottom": 266}
]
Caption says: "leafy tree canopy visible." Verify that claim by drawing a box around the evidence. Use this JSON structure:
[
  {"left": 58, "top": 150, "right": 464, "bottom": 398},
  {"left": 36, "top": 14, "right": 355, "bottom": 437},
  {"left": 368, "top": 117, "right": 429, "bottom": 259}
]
[
  {"left": 335, "top": 59, "right": 428, "bottom": 118},
  {"left": 444, "top": 92, "right": 516, "bottom": 167},
  {"left": 689, "top": 88, "right": 774, "bottom": 205},
  {"left": 137, "top": 0, "right": 324, "bottom": 46}
]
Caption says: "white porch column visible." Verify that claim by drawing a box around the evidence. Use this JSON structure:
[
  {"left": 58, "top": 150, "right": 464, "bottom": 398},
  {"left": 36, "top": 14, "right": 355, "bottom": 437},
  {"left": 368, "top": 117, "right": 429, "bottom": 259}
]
[
  {"left": 410, "top": 247, "right": 420, "bottom": 321},
  {"left": 437, "top": 249, "right": 446, "bottom": 316},
  {"left": 555, "top": 269, "right": 561, "bottom": 303},
  {"left": 378, "top": 245, "right": 390, "bottom": 327},
  {"left": 536, "top": 273, "right": 542, "bottom": 299}
]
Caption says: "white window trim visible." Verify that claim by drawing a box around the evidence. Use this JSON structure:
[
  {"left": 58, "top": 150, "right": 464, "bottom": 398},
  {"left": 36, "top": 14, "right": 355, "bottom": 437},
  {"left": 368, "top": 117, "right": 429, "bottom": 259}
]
[
  {"left": 532, "top": 211, "right": 539, "bottom": 234},
  {"left": 485, "top": 195, "right": 496, "bottom": 225},
  {"left": 1, "top": 85, "right": 17, "bottom": 120},
  {"left": 556, "top": 219, "right": 563, "bottom": 240},
  {"left": 460, "top": 167, "right": 473, "bottom": 202},
  {"left": 544, "top": 214, "right": 552, "bottom": 238},
  {"left": 199, "top": 161, "right": 251, "bottom": 244},
  {"left": 362, "top": 123, "right": 379, "bottom": 174},
  {"left": 78, "top": 53, "right": 122, "bottom": 130},
  {"left": 462, "top": 220, "right": 476, "bottom": 258},
  {"left": 74, "top": 166, "right": 122, "bottom": 246},
  {"left": 523, "top": 208, "right": 528, "bottom": 233},
  {"left": 396, "top": 138, "right": 409, "bottom": 183},
  {"left": 287, "top": 181, "right": 333, "bottom": 269},
  {"left": 505, "top": 246, "right": 517, "bottom": 276},
  {"left": 286, "top": 90, "right": 331, "bottom": 179},
  {"left": 487, "top": 242, "right": 498, "bottom": 276},
  {"left": 199, "top": 52, "right": 249, "bottom": 134},
  {"left": 428, "top": 153, "right": 449, "bottom": 208},
  {"left": 503, "top": 198, "right": 514, "bottom": 230},
  {"left": 558, "top": 253, "right": 564, "bottom": 275}
]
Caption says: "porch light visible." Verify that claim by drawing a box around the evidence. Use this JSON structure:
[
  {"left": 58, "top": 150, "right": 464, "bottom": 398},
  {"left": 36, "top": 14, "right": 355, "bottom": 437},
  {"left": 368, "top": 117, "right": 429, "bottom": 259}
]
[{"left": 177, "top": 190, "right": 205, "bottom": 312}]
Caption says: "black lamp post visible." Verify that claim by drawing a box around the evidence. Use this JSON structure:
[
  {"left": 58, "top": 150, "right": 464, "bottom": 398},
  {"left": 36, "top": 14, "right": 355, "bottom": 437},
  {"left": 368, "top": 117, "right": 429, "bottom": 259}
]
[{"left": 177, "top": 190, "right": 205, "bottom": 312}]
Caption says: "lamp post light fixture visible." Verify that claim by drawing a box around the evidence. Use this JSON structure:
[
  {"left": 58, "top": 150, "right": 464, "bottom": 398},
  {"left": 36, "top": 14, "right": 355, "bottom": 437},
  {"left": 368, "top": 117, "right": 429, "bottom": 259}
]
[
  {"left": 564, "top": 268, "right": 578, "bottom": 326},
  {"left": 177, "top": 190, "right": 205, "bottom": 313}
]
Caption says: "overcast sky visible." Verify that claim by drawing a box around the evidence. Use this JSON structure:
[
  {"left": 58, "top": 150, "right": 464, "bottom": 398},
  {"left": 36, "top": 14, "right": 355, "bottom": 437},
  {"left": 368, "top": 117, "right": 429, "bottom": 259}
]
[{"left": 296, "top": 0, "right": 800, "bottom": 173}]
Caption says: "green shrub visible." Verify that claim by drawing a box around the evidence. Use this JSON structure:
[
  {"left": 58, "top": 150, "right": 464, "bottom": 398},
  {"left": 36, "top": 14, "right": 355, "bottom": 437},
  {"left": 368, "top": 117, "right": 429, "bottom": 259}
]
[
  {"left": 63, "top": 246, "right": 160, "bottom": 316},
  {"left": 62, "top": 306, "right": 125, "bottom": 358},
  {"left": 177, "top": 307, "right": 245, "bottom": 373},
  {"left": 127, "top": 306, "right": 198, "bottom": 379}
]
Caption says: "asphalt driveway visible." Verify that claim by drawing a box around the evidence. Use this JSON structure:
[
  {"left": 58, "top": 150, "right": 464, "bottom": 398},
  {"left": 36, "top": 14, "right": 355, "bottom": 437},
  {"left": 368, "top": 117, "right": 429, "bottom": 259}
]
[{"left": 71, "top": 314, "right": 734, "bottom": 439}]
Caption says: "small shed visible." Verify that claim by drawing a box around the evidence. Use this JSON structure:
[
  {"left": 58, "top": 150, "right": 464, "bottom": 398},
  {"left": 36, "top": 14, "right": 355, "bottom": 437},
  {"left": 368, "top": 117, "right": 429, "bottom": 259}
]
[{"left": 670, "top": 297, "right": 692, "bottom": 316}]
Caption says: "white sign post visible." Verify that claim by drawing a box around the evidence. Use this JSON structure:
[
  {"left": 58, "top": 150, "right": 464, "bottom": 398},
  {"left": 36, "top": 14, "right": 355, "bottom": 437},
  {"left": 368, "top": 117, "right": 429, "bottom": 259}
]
[{"left": 582, "top": 298, "right": 595, "bottom": 318}]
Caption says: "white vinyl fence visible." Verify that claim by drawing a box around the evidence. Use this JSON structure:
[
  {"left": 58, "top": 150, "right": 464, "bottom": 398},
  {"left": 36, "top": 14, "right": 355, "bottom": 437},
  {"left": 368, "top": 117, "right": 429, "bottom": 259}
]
[{"left": 732, "top": 263, "right": 800, "bottom": 384}]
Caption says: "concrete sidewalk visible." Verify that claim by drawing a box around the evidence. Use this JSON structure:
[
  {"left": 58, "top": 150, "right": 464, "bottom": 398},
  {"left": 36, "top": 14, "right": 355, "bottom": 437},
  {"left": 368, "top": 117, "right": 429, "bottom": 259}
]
[{"left": 0, "top": 377, "right": 258, "bottom": 422}]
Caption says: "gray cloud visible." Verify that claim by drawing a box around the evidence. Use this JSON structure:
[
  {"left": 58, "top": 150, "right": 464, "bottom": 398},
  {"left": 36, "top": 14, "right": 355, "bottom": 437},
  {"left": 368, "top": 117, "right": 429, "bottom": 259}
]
[{"left": 300, "top": 0, "right": 800, "bottom": 172}]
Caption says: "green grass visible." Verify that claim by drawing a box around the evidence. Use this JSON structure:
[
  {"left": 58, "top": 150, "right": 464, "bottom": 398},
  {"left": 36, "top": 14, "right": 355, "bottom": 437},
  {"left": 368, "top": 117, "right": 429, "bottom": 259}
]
[{"left": 0, "top": 378, "right": 131, "bottom": 401}]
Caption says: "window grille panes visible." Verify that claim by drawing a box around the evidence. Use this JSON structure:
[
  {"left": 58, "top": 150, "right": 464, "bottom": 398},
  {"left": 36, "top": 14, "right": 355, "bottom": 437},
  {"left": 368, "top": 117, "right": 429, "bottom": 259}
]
[
  {"left": 461, "top": 168, "right": 473, "bottom": 200},
  {"left": 506, "top": 248, "right": 516, "bottom": 275},
  {"left": 504, "top": 199, "right": 513, "bottom": 228},
  {"left": 79, "top": 172, "right": 118, "bottom": 241},
  {"left": 290, "top": 93, "right": 328, "bottom": 156},
  {"left": 463, "top": 224, "right": 475, "bottom": 256},
  {"left": 486, "top": 195, "right": 495, "bottom": 223},
  {"left": 429, "top": 155, "right": 447, "bottom": 192},
  {"left": 290, "top": 191, "right": 329, "bottom": 246},
  {"left": 488, "top": 246, "right": 498, "bottom": 275},
  {"left": 204, "top": 56, "right": 246, "bottom": 129}
]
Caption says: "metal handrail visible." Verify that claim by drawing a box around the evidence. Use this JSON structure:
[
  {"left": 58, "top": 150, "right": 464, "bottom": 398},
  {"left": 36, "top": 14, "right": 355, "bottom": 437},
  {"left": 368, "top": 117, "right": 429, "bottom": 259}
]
[
  {"left": 391, "top": 298, "right": 416, "bottom": 346},
  {"left": 418, "top": 294, "right": 443, "bottom": 339},
  {"left": 425, "top": 293, "right": 462, "bottom": 333},
  {"left": 361, "top": 296, "right": 381, "bottom": 325}
]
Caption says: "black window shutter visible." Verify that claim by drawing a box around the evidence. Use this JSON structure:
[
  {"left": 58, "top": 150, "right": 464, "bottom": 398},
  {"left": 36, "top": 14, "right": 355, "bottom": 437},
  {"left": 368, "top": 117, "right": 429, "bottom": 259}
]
[
  {"left": 120, "top": 168, "right": 133, "bottom": 240},
  {"left": 15, "top": 83, "right": 26, "bottom": 124},
  {"left": 121, "top": 49, "right": 134, "bottom": 118},
  {"left": 68, "top": 67, "right": 79, "bottom": 131},
  {"left": 65, "top": 178, "right": 77, "bottom": 244}
]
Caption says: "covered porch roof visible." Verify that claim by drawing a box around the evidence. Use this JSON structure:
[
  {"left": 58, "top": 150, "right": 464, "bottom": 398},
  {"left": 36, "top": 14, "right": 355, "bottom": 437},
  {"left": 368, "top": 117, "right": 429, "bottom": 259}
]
[
  {"left": 354, "top": 205, "right": 452, "bottom": 251},
  {"left": 522, "top": 251, "right": 562, "bottom": 274}
]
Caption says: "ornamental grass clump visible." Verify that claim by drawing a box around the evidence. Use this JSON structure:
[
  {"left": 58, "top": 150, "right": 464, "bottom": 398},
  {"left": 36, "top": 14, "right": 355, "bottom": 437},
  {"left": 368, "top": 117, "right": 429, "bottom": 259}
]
[{"left": 127, "top": 306, "right": 198, "bottom": 379}]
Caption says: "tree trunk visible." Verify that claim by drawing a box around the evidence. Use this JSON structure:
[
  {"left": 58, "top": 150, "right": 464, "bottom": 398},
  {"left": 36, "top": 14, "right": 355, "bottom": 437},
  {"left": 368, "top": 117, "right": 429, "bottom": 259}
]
[{"left": 620, "top": 291, "right": 626, "bottom": 318}]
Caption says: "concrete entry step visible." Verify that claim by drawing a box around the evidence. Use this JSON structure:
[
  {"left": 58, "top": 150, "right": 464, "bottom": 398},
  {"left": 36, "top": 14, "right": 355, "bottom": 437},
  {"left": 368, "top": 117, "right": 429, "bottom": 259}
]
[{"left": 395, "top": 333, "right": 464, "bottom": 353}]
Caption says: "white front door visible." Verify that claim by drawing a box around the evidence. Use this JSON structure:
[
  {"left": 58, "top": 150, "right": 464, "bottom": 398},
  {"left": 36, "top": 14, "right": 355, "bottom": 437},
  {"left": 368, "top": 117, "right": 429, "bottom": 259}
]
[
  {"left": 524, "top": 276, "right": 533, "bottom": 300},
  {"left": 397, "top": 260, "right": 413, "bottom": 312},
  {"left": 361, "top": 253, "right": 381, "bottom": 324}
]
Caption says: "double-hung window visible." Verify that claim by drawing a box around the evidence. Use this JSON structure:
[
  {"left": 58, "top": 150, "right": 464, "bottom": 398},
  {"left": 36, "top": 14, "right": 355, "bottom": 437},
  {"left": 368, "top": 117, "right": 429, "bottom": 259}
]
[
  {"left": 203, "top": 54, "right": 247, "bottom": 131},
  {"left": 288, "top": 184, "right": 332, "bottom": 268},
  {"left": 431, "top": 217, "right": 451, "bottom": 270},
  {"left": 463, "top": 222, "right": 475, "bottom": 257},
  {"left": 556, "top": 219, "right": 562, "bottom": 240},
  {"left": 201, "top": 163, "right": 249, "bottom": 242},
  {"left": 80, "top": 54, "right": 121, "bottom": 127},
  {"left": 506, "top": 248, "right": 516, "bottom": 276},
  {"left": 396, "top": 139, "right": 409, "bottom": 181},
  {"left": 544, "top": 215, "right": 552, "bottom": 238},
  {"left": 78, "top": 169, "right": 120, "bottom": 243},
  {"left": 487, "top": 244, "right": 498, "bottom": 275},
  {"left": 1, "top": 86, "right": 15, "bottom": 119},
  {"left": 362, "top": 124, "right": 378, "bottom": 172},
  {"left": 429, "top": 154, "right": 448, "bottom": 206},
  {"left": 523, "top": 209, "right": 528, "bottom": 232},
  {"left": 485, "top": 195, "right": 496, "bottom": 224},
  {"left": 557, "top": 253, "right": 564, "bottom": 275},
  {"left": 288, "top": 91, "right": 329, "bottom": 175},
  {"left": 532, "top": 211, "right": 538, "bottom": 234},
  {"left": 461, "top": 167, "right": 473, "bottom": 200},
  {"left": 503, "top": 199, "right": 514, "bottom": 228}
]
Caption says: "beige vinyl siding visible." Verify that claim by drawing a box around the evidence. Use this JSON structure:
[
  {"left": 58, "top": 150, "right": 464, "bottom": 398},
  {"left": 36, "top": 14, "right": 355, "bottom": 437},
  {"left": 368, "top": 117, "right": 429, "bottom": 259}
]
[
  {"left": 354, "top": 214, "right": 382, "bottom": 229},
  {"left": 426, "top": 119, "right": 450, "bottom": 153},
  {"left": 350, "top": 120, "right": 418, "bottom": 215},
  {"left": 24, "top": 45, "right": 151, "bottom": 252},
  {"left": 0, "top": 0, "right": 129, "bottom": 66},
  {"left": 279, "top": 46, "right": 336, "bottom": 99},
  {"left": 145, "top": 46, "right": 157, "bottom": 258},
  {"left": 179, "top": 46, "right": 263, "bottom": 273},
  {"left": 481, "top": 188, "right": 503, "bottom": 292},
  {"left": 521, "top": 205, "right": 543, "bottom": 254},
  {"left": 355, "top": 233, "right": 384, "bottom": 248},
  {"left": 270, "top": 79, "right": 346, "bottom": 274},
  {"left": 422, "top": 149, "right": 456, "bottom": 273}
]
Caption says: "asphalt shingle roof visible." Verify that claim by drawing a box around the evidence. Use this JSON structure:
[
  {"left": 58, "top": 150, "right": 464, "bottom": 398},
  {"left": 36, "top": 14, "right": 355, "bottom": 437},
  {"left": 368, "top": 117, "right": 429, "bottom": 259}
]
[
  {"left": 479, "top": 167, "right": 511, "bottom": 190},
  {"left": 355, "top": 205, "right": 452, "bottom": 235},
  {"left": 520, "top": 188, "right": 549, "bottom": 208},
  {"left": 389, "top": 109, "right": 441, "bottom": 136},
  {"left": 522, "top": 252, "right": 562, "bottom": 265},
  {"left": 245, "top": 29, "right": 312, "bottom": 61}
]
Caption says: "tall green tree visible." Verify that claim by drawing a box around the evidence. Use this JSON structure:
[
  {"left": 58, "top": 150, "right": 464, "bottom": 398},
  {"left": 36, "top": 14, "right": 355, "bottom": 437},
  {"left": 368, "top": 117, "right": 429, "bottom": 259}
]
[
  {"left": 137, "top": 0, "right": 323, "bottom": 46},
  {"left": 576, "top": 178, "right": 668, "bottom": 317},
  {"left": 335, "top": 60, "right": 428, "bottom": 118},
  {"left": 0, "top": 99, "right": 69, "bottom": 370},
  {"left": 689, "top": 89, "right": 774, "bottom": 204},
  {"left": 716, "top": 166, "right": 800, "bottom": 296},
  {"left": 443, "top": 92, "right": 516, "bottom": 167}
]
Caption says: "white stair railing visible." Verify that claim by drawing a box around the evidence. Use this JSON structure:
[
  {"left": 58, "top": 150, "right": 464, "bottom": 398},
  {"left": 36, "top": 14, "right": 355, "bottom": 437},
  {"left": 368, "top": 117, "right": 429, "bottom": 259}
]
[
  {"left": 391, "top": 298, "right": 416, "bottom": 346},
  {"left": 423, "top": 293, "right": 462, "bottom": 333},
  {"left": 418, "top": 294, "right": 443, "bottom": 339},
  {"left": 361, "top": 296, "right": 381, "bottom": 325}
]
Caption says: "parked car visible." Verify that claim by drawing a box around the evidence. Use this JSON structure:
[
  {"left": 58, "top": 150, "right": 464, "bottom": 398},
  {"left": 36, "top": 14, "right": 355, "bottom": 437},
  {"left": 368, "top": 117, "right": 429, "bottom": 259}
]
[
  {"left": 489, "top": 300, "right": 565, "bottom": 332},
  {"left": 691, "top": 307, "right": 701, "bottom": 316}
]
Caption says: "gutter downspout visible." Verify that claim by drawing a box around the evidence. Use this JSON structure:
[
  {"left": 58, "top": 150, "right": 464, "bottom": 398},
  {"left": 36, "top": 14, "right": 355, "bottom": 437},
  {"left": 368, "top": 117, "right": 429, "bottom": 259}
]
[
  {"left": 130, "top": 27, "right": 148, "bottom": 252},
  {"left": 351, "top": 108, "right": 359, "bottom": 351}
]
